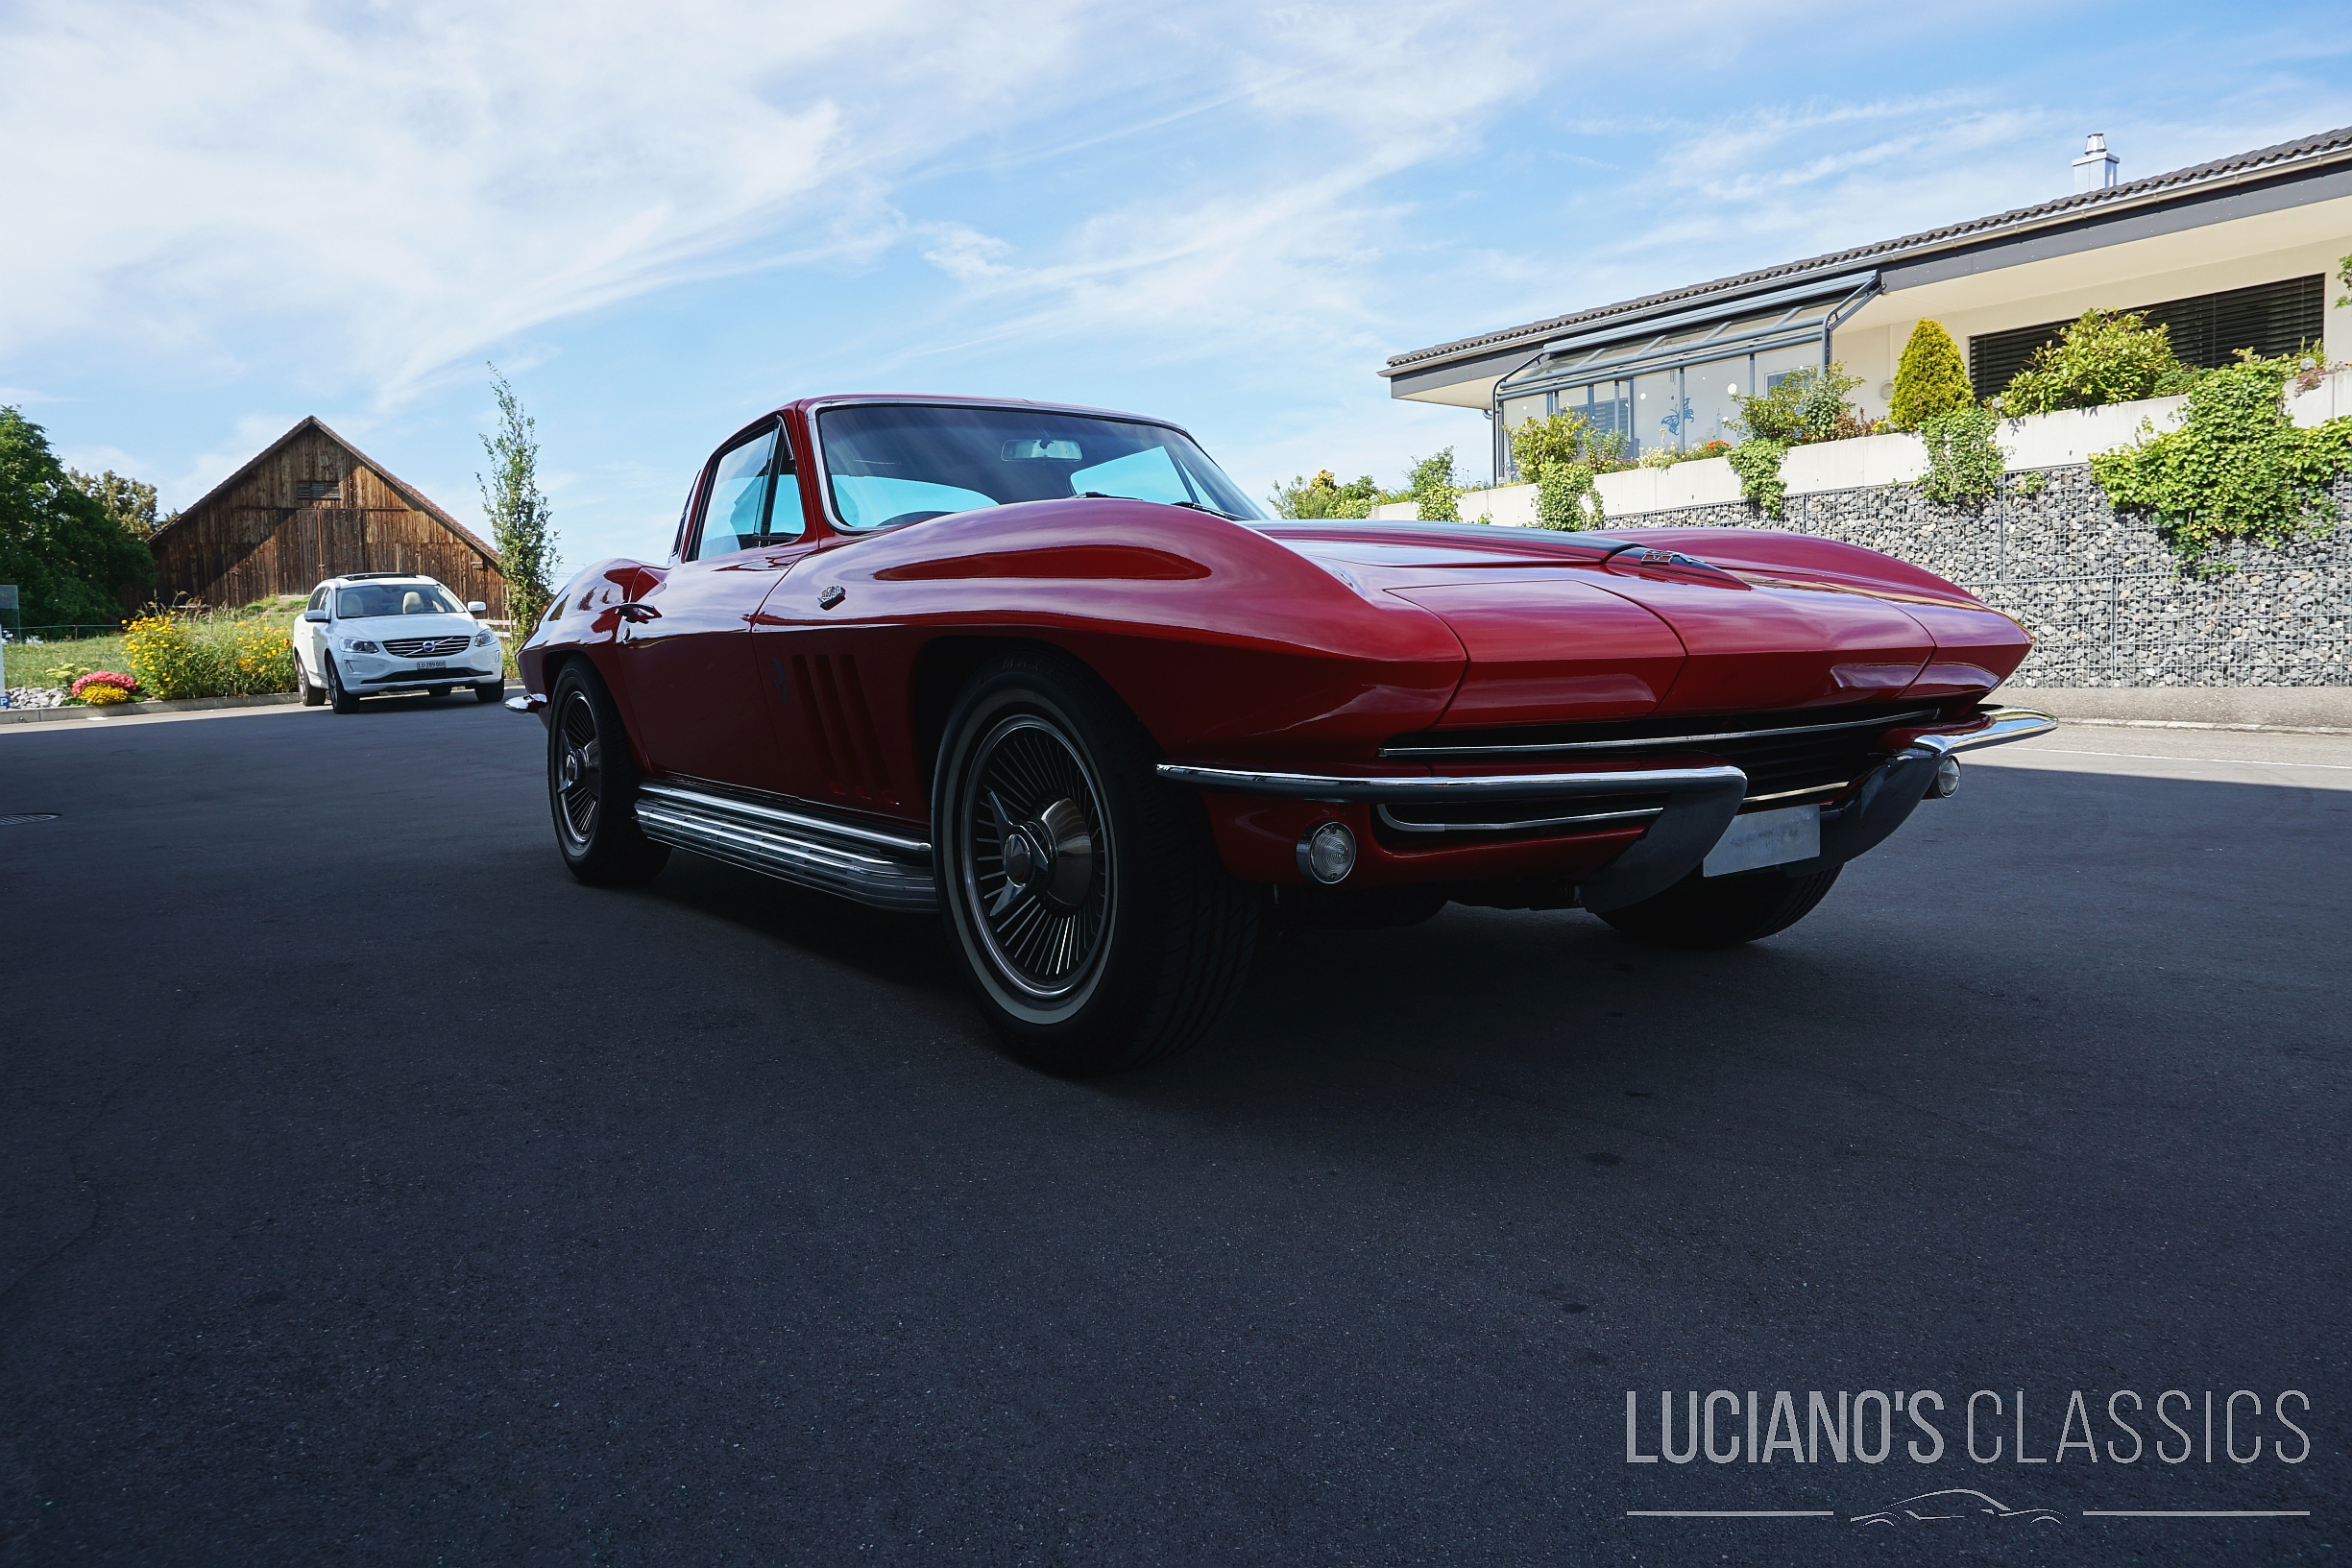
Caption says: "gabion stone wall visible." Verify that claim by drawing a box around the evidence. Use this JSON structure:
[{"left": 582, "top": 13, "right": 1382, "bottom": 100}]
[{"left": 1612, "top": 467, "right": 2352, "bottom": 688}]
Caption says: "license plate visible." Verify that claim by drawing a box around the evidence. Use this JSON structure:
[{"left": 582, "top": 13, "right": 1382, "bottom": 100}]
[
  {"left": 415, "top": 661, "right": 448, "bottom": 669},
  {"left": 1703, "top": 804, "right": 1821, "bottom": 878}
]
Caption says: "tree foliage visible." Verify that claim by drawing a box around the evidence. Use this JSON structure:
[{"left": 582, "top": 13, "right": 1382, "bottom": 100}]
[
  {"left": 2090, "top": 351, "right": 2352, "bottom": 576},
  {"left": 477, "top": 365, "right": 559, "bottom": 630},
  {"left": 0, "top": 407, "right": 154, "bottom": 624},
  {"left": 1409, "top": 447, "right": 1459, "bottom": 522},
  {"left": 1997, "top": 308, "right": 2199, "bottom": 416},
  {"left": 1888, "top": 321, "right": 1976, "bottom": 430},
  {"left": 67, "top": 468, "right": 174, "bottom": 537},
  {"left": 1507, "top": 410, "right": 1625, "bottom": 481},
  {"left": 1269, "top": 469, "right": 1381, "bottom": 519}
]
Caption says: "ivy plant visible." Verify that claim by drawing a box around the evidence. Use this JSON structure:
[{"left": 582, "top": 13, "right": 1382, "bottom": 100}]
[
  {"left": 1913, "top": 405, "right": 2003, "bottom": 505},
  {"left": 2090, "top": 352, "right": 2352, "bottom": 576},
  {"left": 1725, "top": 439, "right": 1790, "bottom": 518}
]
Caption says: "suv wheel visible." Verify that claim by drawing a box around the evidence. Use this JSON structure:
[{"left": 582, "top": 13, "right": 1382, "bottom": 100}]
[{"left": 326, "top": 656, "right": 359, "bottom": 714}]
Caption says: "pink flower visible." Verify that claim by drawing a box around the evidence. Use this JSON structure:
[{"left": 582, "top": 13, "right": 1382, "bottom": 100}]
[{"left": 71, "top": 670, "right": 139, "bottom": 696}]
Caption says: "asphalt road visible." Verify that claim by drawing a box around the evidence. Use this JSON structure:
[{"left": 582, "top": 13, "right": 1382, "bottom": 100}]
[{"left": 2, "top": 699, "right": 2343, "bottom": 1565}]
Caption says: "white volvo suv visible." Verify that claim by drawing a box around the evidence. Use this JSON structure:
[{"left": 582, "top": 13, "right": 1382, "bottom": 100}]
[{"left": 294, "top": 574, "right": 506, "bottom": 712}]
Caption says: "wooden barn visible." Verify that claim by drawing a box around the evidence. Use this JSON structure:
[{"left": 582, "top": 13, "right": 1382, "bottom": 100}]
[{"left": 147, "top": 417, "right": 507, "bottom": 615}]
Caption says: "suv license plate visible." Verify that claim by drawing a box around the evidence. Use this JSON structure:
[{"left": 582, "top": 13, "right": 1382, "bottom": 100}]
[
  {"left": 1703, "top": 804, "right": 1821, "bottom": 878},
  {"left": 415, "top": 661, "right": 448, "bottom": 669}
]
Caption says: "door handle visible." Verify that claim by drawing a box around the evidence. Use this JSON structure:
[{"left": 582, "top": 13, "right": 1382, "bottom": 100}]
[{"left": 613, "top": 602, "right": 662, "bottom": 622}]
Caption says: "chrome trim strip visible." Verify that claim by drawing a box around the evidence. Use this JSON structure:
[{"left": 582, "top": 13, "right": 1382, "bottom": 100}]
[
  {"left": 1374, "top": 803, "right": 1663, "bottom": 835},
  {"left": 638, "top": 781, "right": 931, "bottom": 861},
  {"left": 1153, "top": 761, "right": 1743, "bottom": 802},
  {"left": 632, "top": 783, "right": 935, "bottom": 912},
  {"left": 1379, "top": 708, "right": 1942, "bottom": 759},
  {"left": 1905, "top": 708, "right": 2058, "bottom": 755}
]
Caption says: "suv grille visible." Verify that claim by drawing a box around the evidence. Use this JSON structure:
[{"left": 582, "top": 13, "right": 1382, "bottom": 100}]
[{"left": 383, "top": 636, "right": 473, "bottom": 658}]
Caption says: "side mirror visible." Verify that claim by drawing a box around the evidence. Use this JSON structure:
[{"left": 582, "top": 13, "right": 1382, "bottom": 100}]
[
  {"left": 303, "top": 609, "right": 329, "bottom": 622},
  {"left": 467, "top": 601, "right": 488, "bottom": 615}
]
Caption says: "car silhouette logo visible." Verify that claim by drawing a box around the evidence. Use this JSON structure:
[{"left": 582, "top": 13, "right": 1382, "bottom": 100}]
[{"left": 1851, "top": 1489, "right": 2062, "bottom": 1527}]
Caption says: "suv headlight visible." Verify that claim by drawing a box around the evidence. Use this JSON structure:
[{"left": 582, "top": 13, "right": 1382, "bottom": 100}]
[
  {"left": 473, "top": 630, "right": 497, "bottom": 647},
  {"left": 340, "top": 639, "right": 380, "bottom": 654}
]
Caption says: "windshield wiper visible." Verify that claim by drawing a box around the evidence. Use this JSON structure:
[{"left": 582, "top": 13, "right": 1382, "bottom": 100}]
[
  {"left": 1170, "top": 499, "right": 1243, "bottom": 520},
  {"left": 1076, "top": 491, "right": 1242, "bottom": 520}
]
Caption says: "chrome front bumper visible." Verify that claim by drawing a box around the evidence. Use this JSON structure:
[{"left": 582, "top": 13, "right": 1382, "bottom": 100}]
[{"left": 1156, "top": 707, "right": 2058, "bottom": 910}]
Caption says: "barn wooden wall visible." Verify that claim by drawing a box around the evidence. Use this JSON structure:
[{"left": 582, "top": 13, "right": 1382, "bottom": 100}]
[{"left": 148, "top": 428, "right": 508, "bottom": 615}]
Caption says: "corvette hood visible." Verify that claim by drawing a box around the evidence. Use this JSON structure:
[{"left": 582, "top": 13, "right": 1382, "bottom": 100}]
[{"left": 1259, "top": 521, "right": 2027, "bottom": 725}]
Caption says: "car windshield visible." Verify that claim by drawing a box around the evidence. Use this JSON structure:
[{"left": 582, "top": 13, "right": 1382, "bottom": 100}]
[
  {"left": 337, "top": 582, "right": 466, "bottom": 618},
  {"left": 814, "top": 404, "right": 1267, "bottom": 531}
]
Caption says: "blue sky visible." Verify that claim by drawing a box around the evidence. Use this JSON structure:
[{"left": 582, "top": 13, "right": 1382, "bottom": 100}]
[{"left": 4, "top": 1, "right": 2348, "bottom": 572}]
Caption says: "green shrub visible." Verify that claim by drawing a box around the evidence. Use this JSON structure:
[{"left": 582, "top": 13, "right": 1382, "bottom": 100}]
[
  {"left": 1998, "top": 308, "right": 2199, "bottom": 416},
  {"left": 1888, "top": 321, "right": 1975, "bottom": 429},
  {"left": 2090, "top": 351, "right": 2352, "bottom": 575},
  {"left": 1731, "top": 363, "right": 1863, "bottom": 446},
  {"left": 1508, "top": 411, "right": 1627, "bottom": 479},
  {"left": 1913, "top": 406, "right": 2003, "bottom": 505}
]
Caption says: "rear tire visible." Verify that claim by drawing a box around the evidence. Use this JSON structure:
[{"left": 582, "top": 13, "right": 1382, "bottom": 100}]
[
  {"left": 1595, "top": 864, "right": 1840, "bottom": 949},
  {"left": 934, "top": 650, "right": 1258, "bottom": 1075},
  {"left": 547, "top": 663, "right": 669, "bottom": 887},
  {"left": 326, "top": 656, "right": 359, "bottom": 714},
  {"left": 298, "top": 658, "right": 325, "bottom": 707},
  {"left": 474, "top": 680, "right": 504, "bottom": 704},
  {"left": 427, "top": 686, "right": 452, "bottom": 700}
]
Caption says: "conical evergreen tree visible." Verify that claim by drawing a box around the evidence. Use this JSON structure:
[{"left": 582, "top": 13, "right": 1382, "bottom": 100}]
[{"left": 1888, "top": 320, "right": 1976, "bottom": 430}]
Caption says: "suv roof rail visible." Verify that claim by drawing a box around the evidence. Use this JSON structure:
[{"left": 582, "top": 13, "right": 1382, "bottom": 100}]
[{"left": 340, "top": 571, "right": 428, "bottom": 581}]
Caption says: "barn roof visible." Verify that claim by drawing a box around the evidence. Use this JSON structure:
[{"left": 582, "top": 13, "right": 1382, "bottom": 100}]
[{"left": 153, "top": 415, "right": 501, "bottom": 566}]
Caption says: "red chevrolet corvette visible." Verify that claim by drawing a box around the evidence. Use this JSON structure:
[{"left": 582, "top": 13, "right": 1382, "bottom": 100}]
[{"left": 518, "top": 396, "right": 2050, "bottom": 1073}]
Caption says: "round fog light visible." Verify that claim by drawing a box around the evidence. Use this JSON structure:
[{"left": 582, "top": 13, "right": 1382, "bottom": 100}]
[
  {"left": 1297, "top": 821, "right": 1357, "bottom": 884},
  {"left": 1929, "top": 754, "right": 1962, "bottom": 799}
]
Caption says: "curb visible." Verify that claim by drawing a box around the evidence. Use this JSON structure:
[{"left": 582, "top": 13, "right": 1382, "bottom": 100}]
[
  {"left": 0, "top": 691, "right": 305, "bottom": 726},
  {"left": 0, "top": 683, "right": 521, "bottom": 728}
]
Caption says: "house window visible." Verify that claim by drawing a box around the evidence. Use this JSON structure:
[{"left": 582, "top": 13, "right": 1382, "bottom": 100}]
[
  {"left": 296, "top": 478, "right": 342, "bottom": 503},
  {"left": 1967, "top": 274, "right": 2325, "bottom": 398}
]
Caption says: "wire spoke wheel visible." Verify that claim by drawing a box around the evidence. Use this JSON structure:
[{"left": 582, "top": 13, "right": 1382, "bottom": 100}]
[
  {"left": 958, "top": 714, "right": 1112, "bottom": 1001},
  {"left": 555, "top": 689, "right": 602, "bottom": 847}
]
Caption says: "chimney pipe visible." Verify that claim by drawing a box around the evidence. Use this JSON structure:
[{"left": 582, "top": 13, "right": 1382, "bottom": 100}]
[{"left": 2073, "top": 133, "right": 2119, "bottom": 193}]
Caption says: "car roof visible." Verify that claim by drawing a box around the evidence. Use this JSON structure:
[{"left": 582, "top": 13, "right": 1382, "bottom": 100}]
[{"left": 773, "top": 392, "right": 1169, "bottom": 426}]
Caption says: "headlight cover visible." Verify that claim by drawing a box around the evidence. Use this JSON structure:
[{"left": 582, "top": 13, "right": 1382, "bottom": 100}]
[
  {"left": 341, "top": 639, "right": 381, "bottom": 654},
  {"left": 473, "top": 630, "right": 497, "bottom": 647}
]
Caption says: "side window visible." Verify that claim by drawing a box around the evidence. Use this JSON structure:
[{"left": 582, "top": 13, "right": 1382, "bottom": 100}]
[
  {"left": 691, "top": 426, "right": 777, "bottom": 561},
  {"left": 306, "top": 587, "right": 327, "bottom": 613}
]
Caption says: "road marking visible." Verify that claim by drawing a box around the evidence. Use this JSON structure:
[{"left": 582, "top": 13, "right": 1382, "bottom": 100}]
[{"left": 1999, "top": 748, "right": 2352, "bottom": 772}]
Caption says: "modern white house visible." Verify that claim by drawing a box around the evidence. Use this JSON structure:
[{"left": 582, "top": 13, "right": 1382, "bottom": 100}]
[{"left": 1382, "top": 128, "right": 2352, "bottom": 481}]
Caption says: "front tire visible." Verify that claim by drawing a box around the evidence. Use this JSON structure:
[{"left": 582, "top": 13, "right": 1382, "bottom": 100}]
[
  {"left": 326, "top": 655, "right": 359, "bottom": 713},
  {"left": 298, "top": 657, "right": 325, "bottom": 706},
  {"left": 934, "top": 651, "right": 1258, "bottom": 1075},
  {"left": 547, "top": 663, "right": 669, "bottom": 887},
  {"left": 1595, "top": 864, "right": 1840, "bottom": 949}
]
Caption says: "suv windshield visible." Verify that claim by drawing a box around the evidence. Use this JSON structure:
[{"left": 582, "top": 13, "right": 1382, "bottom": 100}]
[
  {"left": 815, "top": 404, "right": 1266, "bottom": 531},
  {"left": 337, "top": 582, "right": 465, "bottom": 618}
]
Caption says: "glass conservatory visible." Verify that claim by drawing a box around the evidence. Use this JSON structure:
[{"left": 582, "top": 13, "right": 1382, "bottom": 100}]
[{"left": 1491, "top": 270, "right": 1879, "bottom": 475}]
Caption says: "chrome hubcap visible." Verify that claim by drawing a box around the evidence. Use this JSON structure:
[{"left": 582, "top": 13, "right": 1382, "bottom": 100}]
[
  {"left": 960, "top": 715, "right": 1110, "bottom": 1000},
  {"left": 556, "top": 692, "right": 601, "bottom": 845}
]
